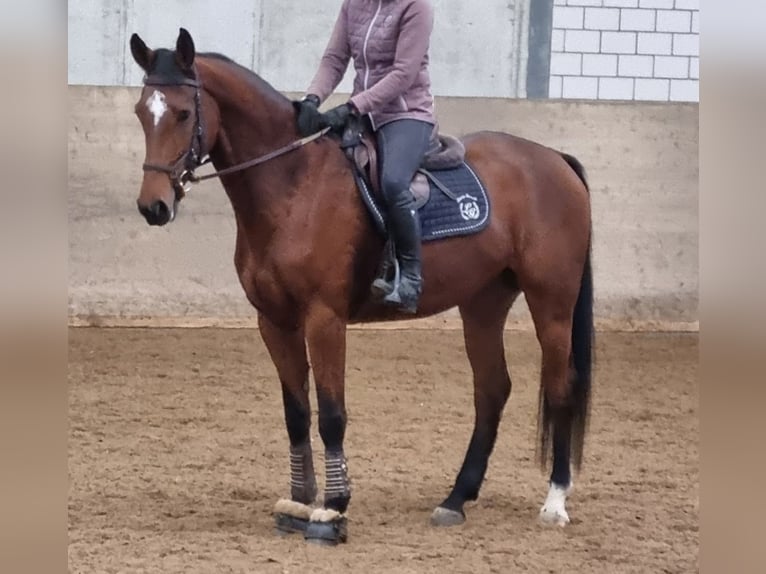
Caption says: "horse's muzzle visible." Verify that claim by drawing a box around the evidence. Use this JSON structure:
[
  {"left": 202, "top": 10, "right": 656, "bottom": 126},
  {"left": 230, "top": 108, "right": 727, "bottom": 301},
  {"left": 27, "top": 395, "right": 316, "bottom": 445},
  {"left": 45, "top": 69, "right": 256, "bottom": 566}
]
[{"left": 138, "top": 199, "right": 173, "bottom": 226}]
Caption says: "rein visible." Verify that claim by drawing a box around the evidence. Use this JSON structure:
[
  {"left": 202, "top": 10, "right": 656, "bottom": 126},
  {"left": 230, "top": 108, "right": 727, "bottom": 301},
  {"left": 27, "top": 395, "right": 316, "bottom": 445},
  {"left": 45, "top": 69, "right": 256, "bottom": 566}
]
[
  {"left": 187, "top": 129, "right": 330, "bottom": 183},
  {"left": 141, "top": 69, "right": 330, "bottom": 195}
]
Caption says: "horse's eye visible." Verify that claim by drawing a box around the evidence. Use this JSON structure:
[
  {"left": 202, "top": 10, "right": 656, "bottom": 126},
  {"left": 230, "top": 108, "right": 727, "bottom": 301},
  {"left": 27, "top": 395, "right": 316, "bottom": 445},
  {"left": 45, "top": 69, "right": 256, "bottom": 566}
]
[{"left": 177, "top": 110, "right": 191, "bottom": 122}]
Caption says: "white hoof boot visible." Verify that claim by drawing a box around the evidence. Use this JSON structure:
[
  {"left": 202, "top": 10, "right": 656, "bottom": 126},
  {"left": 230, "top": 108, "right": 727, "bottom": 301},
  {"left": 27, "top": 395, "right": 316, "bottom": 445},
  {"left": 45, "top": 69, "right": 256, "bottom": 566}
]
[{"left": 539, "top": 483, "right": 571, "bottom": 527}]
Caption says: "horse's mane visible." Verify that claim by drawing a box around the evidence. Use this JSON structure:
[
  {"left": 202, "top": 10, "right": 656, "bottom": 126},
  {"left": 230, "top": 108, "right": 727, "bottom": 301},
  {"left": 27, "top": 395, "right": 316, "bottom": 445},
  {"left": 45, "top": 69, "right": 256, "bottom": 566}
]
[{"left": 197, "top": 52, "right": 291, "bottom": 109}]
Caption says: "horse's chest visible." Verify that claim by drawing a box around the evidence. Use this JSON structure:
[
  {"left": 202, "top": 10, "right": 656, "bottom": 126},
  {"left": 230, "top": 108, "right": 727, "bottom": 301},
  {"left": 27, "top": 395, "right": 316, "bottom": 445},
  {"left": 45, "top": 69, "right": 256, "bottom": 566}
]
[{"left": 235, "top": 254, "right": 297, "bottom": 327}]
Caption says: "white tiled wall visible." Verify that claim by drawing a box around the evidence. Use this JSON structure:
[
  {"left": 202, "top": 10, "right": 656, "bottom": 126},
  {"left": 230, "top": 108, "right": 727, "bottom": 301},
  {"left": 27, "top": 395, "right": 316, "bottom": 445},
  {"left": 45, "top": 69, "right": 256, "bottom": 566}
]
[{"left": 549, "top": 0, "right": 699, "bottom": 101}]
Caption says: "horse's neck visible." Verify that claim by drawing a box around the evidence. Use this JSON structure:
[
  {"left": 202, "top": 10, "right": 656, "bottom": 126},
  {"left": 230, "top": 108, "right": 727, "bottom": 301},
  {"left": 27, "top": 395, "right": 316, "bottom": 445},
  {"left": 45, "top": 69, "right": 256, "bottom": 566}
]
[{"left": 200, "top": 61, "right": 304, "bottom": 234}]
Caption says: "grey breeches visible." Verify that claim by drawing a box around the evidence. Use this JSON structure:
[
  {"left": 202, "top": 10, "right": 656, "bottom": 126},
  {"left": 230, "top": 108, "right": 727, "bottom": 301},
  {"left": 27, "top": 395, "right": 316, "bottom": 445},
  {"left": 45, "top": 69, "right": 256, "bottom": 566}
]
[{"left": 375, "top": 119, "right": 434, "bottom": 203}]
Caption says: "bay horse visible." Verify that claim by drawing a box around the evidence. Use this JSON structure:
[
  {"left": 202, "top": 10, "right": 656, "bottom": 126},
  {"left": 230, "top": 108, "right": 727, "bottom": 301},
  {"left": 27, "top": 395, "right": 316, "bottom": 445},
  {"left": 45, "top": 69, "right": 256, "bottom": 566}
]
[{"left": 129, "top": 28, "right": 593, "bottom": 545}]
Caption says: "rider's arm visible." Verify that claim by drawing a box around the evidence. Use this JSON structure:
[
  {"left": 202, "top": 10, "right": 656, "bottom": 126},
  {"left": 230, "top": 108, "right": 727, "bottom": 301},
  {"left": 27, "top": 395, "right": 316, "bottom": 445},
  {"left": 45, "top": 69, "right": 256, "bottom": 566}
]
[{"left": 306, "top": 0, "right": 352, "bottom": 103}]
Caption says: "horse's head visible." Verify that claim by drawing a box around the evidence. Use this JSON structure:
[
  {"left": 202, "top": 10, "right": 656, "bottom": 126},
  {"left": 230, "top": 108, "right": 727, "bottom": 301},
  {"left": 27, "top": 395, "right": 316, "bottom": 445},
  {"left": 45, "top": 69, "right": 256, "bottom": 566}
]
[{"left": 130, "top": 28, "right": 217, "bottom": 226}]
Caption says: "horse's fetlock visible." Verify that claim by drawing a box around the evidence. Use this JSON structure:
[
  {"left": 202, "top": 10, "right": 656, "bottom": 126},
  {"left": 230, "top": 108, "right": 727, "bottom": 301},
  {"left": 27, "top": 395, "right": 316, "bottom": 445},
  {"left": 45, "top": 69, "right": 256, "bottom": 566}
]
[{"left": 323, "top": 495, "right": 350, "bottom": 514}]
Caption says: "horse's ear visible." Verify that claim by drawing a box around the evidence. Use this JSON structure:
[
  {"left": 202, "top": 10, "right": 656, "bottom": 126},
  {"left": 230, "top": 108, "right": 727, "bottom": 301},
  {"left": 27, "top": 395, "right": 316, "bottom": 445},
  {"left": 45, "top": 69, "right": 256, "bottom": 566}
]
[
  {"left": 175, "top": 28, "right": 196, "bottom": 71},
  {"left": 130, "top": 33, "right": 154, "bottom": 72}
]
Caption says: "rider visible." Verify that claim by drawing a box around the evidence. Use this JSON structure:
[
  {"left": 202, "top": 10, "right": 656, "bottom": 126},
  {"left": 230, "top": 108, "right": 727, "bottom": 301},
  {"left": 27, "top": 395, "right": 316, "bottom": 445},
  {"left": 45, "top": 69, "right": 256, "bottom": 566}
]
[{"left": 294, "top": 0, "right": 437, "bottom": 314}]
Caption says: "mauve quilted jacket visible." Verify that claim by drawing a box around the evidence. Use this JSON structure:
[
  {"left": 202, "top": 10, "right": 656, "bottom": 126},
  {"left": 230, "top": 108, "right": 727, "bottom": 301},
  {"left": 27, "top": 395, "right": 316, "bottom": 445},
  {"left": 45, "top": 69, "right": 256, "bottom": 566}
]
[{"left": 306, "top": 0, "right": 436, "bottom": 130}]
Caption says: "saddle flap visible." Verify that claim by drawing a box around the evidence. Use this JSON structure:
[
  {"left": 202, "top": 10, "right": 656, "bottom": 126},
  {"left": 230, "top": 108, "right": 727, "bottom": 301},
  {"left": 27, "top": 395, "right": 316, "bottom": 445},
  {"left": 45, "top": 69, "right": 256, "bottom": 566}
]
[
  {"left": 353, "top": 144, "right": 369, "bottom": 173},
  {"left": 341, "top": 116, "right": 380, "bottom": 193}
]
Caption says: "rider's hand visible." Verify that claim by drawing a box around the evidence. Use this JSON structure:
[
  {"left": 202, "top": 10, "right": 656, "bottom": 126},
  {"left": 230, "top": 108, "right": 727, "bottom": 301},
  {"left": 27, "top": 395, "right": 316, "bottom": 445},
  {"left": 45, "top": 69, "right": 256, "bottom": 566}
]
[
  {"left": 293, "top": 94, "right": 323, "bottom": 136},
  {"left": 320, "top": 103, "right": 357, "bottom": 133}
]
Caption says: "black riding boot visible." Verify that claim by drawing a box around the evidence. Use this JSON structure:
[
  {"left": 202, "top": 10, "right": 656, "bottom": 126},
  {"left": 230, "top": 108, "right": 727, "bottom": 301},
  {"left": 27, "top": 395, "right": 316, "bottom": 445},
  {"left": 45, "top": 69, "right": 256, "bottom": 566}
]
[{"left": 372, "top": 190, "right": 423, "bottom": 314}]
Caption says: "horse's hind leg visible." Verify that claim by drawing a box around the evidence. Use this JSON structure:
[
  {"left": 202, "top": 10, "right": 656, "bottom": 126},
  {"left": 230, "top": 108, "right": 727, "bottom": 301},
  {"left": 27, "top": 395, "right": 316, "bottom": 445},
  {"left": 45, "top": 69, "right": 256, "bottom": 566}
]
[
  {"left": 258, "top": 313, "right": 318, "bottom": 534},
  {"left": 533, "top": 304, "right": 575, "bottom": 527},
  {"left": 431, "top": 277, "right": 518, "bottom": 527},
  {"left": 524, "top": 273, "right": 590, "bottom": 527}
]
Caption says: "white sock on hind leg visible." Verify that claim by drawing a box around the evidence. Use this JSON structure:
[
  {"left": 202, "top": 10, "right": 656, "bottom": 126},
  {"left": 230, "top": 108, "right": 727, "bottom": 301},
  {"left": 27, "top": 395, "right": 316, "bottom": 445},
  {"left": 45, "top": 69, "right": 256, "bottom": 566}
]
[{"left": 539, "top": 482, "right": 572, "bottom": 526}]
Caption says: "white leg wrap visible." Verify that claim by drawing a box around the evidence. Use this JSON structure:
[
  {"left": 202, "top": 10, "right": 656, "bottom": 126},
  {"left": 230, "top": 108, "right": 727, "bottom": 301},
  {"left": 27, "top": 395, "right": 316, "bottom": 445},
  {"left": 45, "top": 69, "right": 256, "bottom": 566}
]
[
  {"left": 289, "top": 443, "right": 317, "bottom": 502},
  {"left": 324, "top": 450, "right": 350, "bottom": 499}
]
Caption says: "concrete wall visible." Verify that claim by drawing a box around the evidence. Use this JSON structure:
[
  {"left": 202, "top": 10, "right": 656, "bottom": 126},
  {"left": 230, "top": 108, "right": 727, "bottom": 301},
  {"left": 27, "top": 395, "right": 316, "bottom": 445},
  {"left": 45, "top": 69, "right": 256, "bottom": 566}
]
[
  {"left": 68, "top": 86, "right": 698, "bottom": 330},
  {"left": 68, "top": 0, "right": 530, "bottom": 98}
]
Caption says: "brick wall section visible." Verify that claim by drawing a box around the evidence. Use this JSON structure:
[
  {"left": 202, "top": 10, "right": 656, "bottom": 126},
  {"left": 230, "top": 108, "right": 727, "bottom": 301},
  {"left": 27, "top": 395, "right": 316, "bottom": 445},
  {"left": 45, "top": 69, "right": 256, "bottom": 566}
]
[{"left": 549, "top": 0, "right": 699, "bottom": 101}]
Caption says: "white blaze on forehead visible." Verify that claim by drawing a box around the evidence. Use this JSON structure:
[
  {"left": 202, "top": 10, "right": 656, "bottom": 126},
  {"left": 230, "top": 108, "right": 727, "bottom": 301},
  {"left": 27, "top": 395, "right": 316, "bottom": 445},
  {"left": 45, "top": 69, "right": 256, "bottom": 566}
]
[{"left": 146, "top": 90, "right": 168, "bottom": 127}]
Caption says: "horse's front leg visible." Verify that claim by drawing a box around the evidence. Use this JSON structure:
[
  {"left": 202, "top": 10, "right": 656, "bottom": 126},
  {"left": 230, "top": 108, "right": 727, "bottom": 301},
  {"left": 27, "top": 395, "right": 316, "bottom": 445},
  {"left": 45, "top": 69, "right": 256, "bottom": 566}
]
[
  {"left": 258, "top": 313, "right": 318, "bottom": 534},
  {"left": 303, "top": 303, "right": 351, "bottom": 546}
]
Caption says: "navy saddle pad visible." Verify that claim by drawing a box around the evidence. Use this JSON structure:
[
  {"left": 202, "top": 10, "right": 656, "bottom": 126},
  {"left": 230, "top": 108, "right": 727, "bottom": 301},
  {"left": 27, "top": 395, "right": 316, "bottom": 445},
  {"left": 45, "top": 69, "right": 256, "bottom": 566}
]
[{"left": 356, "top": 162, "right": 491, "bottom": 242}]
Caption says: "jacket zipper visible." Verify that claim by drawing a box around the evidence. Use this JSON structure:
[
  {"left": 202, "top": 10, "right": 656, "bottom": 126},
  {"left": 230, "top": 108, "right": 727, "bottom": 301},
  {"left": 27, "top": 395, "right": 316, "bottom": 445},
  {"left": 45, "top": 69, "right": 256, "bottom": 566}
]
[{"left": 362, "top": 0, "right": 383, "bottom": 94}]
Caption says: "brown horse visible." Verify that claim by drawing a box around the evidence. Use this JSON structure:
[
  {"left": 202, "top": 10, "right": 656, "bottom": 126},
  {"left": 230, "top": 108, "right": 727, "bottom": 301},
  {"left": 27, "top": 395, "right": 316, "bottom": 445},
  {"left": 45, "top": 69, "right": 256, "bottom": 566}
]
[{"left": 129, "top": 28, "right": 594, "bottom": 545}]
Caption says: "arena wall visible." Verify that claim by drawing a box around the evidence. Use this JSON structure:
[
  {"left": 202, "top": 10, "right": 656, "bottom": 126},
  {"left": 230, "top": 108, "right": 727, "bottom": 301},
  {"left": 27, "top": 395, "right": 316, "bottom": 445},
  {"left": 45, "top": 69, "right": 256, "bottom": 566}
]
[
  {"left": 68, "top": 86, "right": 698, "bottom": 330},
  {"left": 68, "top": 0, "right": 531, "bottom": 98}
]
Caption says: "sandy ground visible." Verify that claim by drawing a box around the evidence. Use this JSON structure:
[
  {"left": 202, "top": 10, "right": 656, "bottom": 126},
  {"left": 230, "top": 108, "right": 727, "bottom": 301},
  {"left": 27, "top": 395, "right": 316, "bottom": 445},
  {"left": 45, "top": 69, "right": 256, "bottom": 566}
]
[{"left": 68, "top": 328, "right": 698, "bottom": 573}]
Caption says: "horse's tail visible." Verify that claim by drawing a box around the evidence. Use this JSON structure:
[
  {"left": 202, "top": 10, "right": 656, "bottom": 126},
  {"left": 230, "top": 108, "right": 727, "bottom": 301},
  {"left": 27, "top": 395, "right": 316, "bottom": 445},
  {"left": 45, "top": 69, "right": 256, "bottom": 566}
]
[
  {"left": 568, "top": 231, "right": 594, "bottom": 470},
  {"left": 560, "top": 153, "right": 588, "bottom": 190},
  {"left": 538, "top": 153, "right": 594, "bottom": 471}
]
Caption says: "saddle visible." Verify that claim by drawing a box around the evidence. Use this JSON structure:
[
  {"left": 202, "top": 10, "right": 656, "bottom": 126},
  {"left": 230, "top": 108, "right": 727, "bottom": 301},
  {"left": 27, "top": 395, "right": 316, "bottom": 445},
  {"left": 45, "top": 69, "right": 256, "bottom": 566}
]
[
  {"left": 338, "top": 116, "right": 490, "bottom": 299},
  {"left": 339, "top": 116, "right": 467, "bottom": 211}
]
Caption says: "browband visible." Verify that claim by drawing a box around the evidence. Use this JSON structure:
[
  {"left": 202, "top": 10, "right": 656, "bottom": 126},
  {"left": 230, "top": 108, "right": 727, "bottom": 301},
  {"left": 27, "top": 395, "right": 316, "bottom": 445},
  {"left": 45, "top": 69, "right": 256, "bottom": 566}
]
[{"left": 143, "top": 75, "right": 200, "bottom": 88}]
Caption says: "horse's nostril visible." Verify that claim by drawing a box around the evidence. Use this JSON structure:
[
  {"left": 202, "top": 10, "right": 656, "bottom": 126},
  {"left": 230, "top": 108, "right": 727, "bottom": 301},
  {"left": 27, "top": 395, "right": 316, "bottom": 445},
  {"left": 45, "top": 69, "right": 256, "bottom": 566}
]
[
  {"left": 151, "top": 200, "right": 169, "bottom": 219},
  {"left": 138, "top": 199, "right": 171, "bottom": 226}
]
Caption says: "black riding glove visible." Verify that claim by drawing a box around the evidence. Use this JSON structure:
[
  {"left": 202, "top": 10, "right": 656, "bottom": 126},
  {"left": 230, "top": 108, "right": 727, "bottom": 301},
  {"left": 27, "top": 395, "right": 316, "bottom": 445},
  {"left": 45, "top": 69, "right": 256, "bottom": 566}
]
[
  {"left": 294, "top": 94, "right": 323, "bottom": 136},
  {"left": 320, "top": 103, "right": 356, "bottom": 133}
]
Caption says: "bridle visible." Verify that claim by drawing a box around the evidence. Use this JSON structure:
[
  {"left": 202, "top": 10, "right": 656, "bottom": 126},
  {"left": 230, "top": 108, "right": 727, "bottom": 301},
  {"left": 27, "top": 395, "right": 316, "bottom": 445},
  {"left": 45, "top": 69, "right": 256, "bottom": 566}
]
[
  {"left": 141, "top": 67, "right": 330, "bottom": 199},
  {"left": 141, "top": 70, "right": 207, "bottom": 199}
]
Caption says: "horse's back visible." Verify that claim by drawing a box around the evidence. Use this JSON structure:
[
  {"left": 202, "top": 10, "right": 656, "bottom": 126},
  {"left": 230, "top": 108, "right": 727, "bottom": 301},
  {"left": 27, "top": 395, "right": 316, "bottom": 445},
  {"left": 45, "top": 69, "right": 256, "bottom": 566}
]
[{"left": 460, "top": 130, "right": 590, "bottom": 208}]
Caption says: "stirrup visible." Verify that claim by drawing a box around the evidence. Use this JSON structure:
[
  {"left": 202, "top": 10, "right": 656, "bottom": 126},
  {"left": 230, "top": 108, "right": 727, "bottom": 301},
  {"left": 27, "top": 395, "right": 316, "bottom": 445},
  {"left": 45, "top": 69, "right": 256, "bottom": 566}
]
[
  {"left": 371, "top": 241, "right": 398, "bottom": 299},
  {"left": 382, "top": 270, "right": 420, "bottom": 315},
  {"left": 370, "top": 240, "right": 420, "bottom": 313},
  {"left": 371, "top": 257, "right": 399, "bottom": 300},
  {"left": 370, "top": 260, "right": 418, "bottom": 313},
  {"left": 385, "top": 279, "right": 419, "bottom": 314}
]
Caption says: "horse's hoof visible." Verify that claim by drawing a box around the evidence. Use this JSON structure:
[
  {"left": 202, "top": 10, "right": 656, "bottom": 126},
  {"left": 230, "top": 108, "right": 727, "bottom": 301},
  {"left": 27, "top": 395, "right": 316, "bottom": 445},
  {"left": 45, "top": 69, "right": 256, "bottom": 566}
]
[
  {"left": 430, "top": 506, "right": 465, "bottom": 527},
  {"left": 304, "top": 518, "right": 348, "bottom": 546},
  {"left": 274, "top": 513, "right": 310, "bottom": 535},
  {"left": 304, "top": 508, "right": 348, "bottom": 545},
  {"left": 305, "top": 531, "right": 341, "bottom": 546},
  {"left": 539, "top": 506, "right": 570, "bottom": 527},
  {"left": 273, "top": 498, "right": 312, "bottom": 535}
]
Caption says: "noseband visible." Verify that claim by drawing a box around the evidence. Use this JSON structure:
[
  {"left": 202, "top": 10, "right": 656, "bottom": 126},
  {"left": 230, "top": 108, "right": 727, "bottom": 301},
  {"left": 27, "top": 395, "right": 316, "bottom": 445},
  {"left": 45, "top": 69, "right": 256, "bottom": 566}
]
[
  {"left": 141, "top": 69, "right": 208, "bottom": 199},
  {"left": 140, "top": 68, "right": 330, "bottom": 197}
]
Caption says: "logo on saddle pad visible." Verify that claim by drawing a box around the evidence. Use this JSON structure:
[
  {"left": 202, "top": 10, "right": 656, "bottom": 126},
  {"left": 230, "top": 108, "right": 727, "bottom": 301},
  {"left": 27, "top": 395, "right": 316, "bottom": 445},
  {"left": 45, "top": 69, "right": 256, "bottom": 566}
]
[{"left": 457, "top": 194, "right": 481, "bottom": 221}]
